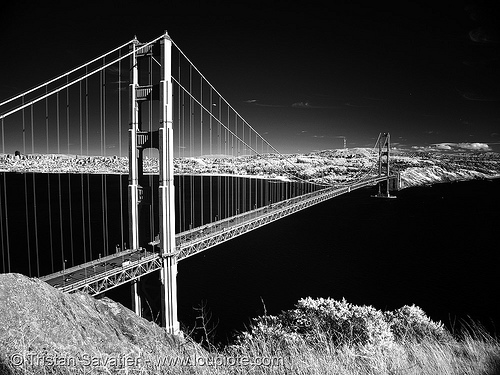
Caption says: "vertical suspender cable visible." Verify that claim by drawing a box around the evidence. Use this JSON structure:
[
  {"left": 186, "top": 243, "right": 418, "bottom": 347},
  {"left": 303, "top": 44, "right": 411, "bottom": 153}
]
[
  {"left": 0, "top": 153, "right": 4, "bottom": 273},
  {"left": 118, "top": 51, "right": 125, "bottom": 249},
  {"left": 248, "top": 126, "right": 252, "bottom": 210},
  {"left": 1, "top": 118, "right": 10, "bottom": 273},
  {"left": 190, "top": 65, "right": 194, "bottom": 229},
  {"left": 31, "top": 106, "right": 40, "bottom": 276},
  {"left": 148, "top": 53, "right": 155, "bottom": 242},
  {"left": 232, "top": 127, "right": 235, "bottom": 217},
  {"left": 85, "top": 68, "right": 93, "bottom": 261},
  {"left": 100, "top": 61, "right": 109, "bottom": 256},
  {"left": 262, "top": 136, "right": 264, "bottom": 206},
  {"left": 100, "top": 65, "right": 105, "bottom": 255},
  {"left": 57, "top": 92, "right": 65, "bottom": 272},
  {"left": 235, "top": 115, "right": 239, "bottom": 219},
  {"left": 0, "top": 171, "right": 5, "bottom": 273},
  {"left": 45, "top": 87, "right": 54, "bottom": 272},
  {"left": 180, "top": 68, "right": 185, "bottom": 231},
  {"left": 176, "top": 54, "right": 181, "bottom": 233},
  {"left": 226, "top": 105, "right": 229, "bottom": 219},
  {"left": 188, "top": 64, "right": 192, "bottom": 228},
  {"left": 199, "top": 72, "right": 204, "bottom": 225},
  {"left": 217, "top": 94, "right": 221, "bottom": 221},
  {"left": 22, "top": 97, "right": 32, "bottom": 276},
  {"left": 66, "top": 77, "right": 74, "bottom": 266},
  {"left": 254, "top": 131, "right": 257, "bottom": 209},
  {"left": 209, "top": 87, "right": 213, "bottom": 223},
  {"left": 0, "top": 119, "right": 3, "bottom": 272},
  {"left": 79, "top": 80, "right": 87, "bottom": 277},
  {"left": 1, "top": 173, "right": 9, "bottom": 273},
  {"left": 242, "top": 114, "right": 246, "bottom": 213}
]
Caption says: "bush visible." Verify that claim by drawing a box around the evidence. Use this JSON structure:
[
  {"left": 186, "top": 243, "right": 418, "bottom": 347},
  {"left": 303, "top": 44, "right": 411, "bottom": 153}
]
[
  {"left": 236, "top": 298, "right": 451, "bottom": 354},
  {"left": 281, "top": 298, "right": 394, "bottom": 351},
  {"left": 385, "top": 304, "right": 451, "bottom": 343}
]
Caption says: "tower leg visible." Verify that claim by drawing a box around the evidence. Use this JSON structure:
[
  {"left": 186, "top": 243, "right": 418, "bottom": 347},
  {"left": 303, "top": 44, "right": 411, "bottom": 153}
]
[
  {"left": 159, "top": 32, "right": 179, "bottom": 333},
  {"left": 160, "top": 256, "right": 179, "bottom": 333},
  {"left": 131, "top": 279, "right": 142, "bottom": 316},
  {"left": 128, "top": 38, "right": 143, "bottom": 316}
]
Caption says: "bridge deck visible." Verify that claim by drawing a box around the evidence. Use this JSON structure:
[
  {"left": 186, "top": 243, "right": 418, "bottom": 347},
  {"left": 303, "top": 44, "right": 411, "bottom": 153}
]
[{"left": 40, "top": 176, "right": 390, "bottom": 295}]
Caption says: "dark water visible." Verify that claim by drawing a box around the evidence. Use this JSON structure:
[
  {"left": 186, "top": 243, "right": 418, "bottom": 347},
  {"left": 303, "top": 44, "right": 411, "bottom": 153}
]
[
  {"left": 176, "top": 178, "right": 500, "bottom": 343},
  {"left": 1, "top": 173, "right": 499, "bottom": 343}
]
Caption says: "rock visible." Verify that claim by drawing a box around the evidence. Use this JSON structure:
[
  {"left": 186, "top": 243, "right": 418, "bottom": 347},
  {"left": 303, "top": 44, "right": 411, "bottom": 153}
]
[{"left": 0, "top": 273, "right": 203, "bottom": 374}]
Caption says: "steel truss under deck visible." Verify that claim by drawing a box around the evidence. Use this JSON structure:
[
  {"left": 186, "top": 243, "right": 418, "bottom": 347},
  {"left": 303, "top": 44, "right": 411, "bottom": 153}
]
[{"left": 62, "top": 254, "right": 162, "bottom": 295}]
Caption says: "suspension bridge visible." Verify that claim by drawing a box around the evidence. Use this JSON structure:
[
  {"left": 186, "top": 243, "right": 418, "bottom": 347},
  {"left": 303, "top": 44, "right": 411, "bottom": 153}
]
[{"left": 0, "top": 32, "right": 399, "bottom": 334}]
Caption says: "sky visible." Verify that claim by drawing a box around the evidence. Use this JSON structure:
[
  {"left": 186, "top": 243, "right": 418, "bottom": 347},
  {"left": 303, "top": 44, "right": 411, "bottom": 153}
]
[{"left": 1, "top": 0, "right": 500, "bottom": 154}]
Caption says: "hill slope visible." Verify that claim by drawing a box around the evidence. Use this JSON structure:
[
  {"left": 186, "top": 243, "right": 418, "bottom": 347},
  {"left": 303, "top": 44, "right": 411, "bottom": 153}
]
[{"left": 0, "top": 273, "right": 203, "bottom": 374}]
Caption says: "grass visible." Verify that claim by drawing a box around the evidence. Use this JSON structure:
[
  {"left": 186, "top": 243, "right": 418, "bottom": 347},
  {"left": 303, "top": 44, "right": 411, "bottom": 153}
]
[
  {"left": 2, "top": 297, "right": 500, "bottom": 374},
  {"left": 224, "top": 324, "right": 500, "bottom": 374}
]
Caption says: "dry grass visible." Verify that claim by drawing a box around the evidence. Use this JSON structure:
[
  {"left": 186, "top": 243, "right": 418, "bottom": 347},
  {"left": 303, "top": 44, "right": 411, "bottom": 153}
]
[
  {"left": 224, "top": 324, "right": 500, "bottom": 375},
  {"left": 2, "top": 291, "right": 499, "bottom": 374},
  {"left": 2, "top": 319, "right": 499, "bottom": 374}
]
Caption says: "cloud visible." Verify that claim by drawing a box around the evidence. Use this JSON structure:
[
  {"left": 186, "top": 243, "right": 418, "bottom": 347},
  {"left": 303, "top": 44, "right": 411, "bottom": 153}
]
[
  {"left": 410, "top": 142, "right": 492, "bottom": 152},
  {"left": 431, "top": 142, "right": 492, "bottom": 151},
  {"left": 433, "top": 143, "right": 452, "bottom": 150},
  {"left": 456, "top": 142, "right": 491, "bottom": 151}
]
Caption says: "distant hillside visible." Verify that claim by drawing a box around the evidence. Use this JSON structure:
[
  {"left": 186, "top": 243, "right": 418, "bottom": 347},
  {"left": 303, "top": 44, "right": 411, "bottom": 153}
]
[
  {"left": 1, "top": 150, "right": 499, "bottom": 188},
  {"left": 391, "top": 152, "right": 500, "bottom": 188}
]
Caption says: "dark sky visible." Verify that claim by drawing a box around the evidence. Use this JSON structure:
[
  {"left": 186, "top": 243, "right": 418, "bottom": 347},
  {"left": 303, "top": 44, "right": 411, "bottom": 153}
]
[{"left": 1, "top": 1, "right": 500, "bottom": 153}]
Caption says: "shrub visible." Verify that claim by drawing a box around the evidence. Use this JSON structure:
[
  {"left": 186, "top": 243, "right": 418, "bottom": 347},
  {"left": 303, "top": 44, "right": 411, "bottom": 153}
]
[
  {"left": 235, "top": 298, "right": 454, "bottom": 357},
  {"left": 385, "top": 304, "right": 451, "bottom": 343},
  {"left": 235, "top": 298, "right": 398, "bottom": 355},
  {"left": 281, "top": 298, "right": 394, "bottom": 352}
]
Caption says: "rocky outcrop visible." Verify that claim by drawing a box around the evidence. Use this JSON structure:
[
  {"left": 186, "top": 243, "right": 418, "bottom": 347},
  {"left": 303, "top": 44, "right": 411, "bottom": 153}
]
[{"left": 0, "top": 273, "right": 203, "bottom": 374}]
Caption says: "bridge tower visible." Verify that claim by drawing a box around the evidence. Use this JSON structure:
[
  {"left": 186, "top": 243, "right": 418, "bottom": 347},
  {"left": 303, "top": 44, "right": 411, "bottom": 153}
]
[
  {"left": 128, "top": 32, "right": 179, "bottom": 333},
  {"left": 373, "top": 132, "right": 396, "bottom": 198}
]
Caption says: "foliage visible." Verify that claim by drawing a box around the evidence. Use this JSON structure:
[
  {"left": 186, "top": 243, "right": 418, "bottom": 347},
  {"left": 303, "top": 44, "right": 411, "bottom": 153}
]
[
  {"left": 228, "top": 298, "right": 500, "bottom": 374},
  {"left": 384, "top": 304, "right": 452, "bottom": 343},
  {"left": 235, "top": 297, "right": 454, "bottom": 353}
]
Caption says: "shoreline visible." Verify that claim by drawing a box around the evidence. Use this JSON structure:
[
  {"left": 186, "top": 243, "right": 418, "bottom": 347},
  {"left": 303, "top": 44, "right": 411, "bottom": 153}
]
[{"left": 2, "top": 168, "right": 500, "bottom": 188}]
